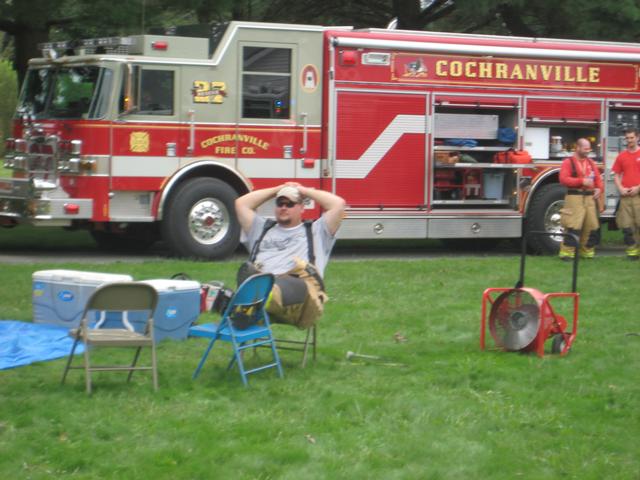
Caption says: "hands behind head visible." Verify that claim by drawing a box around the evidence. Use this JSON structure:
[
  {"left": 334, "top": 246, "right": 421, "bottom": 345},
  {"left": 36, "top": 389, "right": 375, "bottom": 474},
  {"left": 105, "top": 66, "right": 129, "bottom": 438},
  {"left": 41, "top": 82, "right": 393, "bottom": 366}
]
[{"left": 281, "top": 181, "right": 314, "bottom": 200}]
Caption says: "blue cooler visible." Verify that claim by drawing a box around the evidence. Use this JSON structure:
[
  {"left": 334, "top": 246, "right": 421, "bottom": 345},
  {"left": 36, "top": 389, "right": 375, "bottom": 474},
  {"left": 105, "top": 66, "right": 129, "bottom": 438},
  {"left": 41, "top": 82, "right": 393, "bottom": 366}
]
[
  {"left": 105, "top": 279, "right": 202, "bottom": 342},
  {"left": 32, "top": 270, "right": 134, "bottom": 328}
]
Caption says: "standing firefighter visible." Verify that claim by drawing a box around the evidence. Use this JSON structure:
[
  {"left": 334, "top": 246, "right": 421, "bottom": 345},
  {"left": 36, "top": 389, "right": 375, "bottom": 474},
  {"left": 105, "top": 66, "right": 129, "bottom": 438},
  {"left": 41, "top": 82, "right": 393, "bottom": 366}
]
[
  {"left": 612, "top": 129, "right": 640, "bottom": 260},
  {"left": 558, "top": 138, "right": 604, "bottom": 260}
]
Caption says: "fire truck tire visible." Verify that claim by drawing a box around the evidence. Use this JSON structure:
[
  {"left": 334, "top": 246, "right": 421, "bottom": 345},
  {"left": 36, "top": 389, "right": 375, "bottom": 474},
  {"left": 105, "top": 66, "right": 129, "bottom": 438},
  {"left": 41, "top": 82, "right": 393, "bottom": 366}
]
[
  {"left": 525, "top": 183, "right": 567, "bottom": 254},
  {"left": 162, "top": 178, "right": 240, "bottom": 259}
]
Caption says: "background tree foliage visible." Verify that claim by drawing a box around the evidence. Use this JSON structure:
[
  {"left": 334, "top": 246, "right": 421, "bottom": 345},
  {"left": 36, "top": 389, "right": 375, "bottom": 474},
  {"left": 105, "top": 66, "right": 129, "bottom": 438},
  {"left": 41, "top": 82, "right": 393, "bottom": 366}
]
[
  {"left": 1, "top": 0, "right": 639, "bottom": 87},
  {"left": 0, "top": 0, "right": 638, "bottom": 154},
  {"left": 0, "top": 60, "right": 16, "bottom": 155},
  {"left": 432, "top": 0, "right": 640, "bottom": 40}
]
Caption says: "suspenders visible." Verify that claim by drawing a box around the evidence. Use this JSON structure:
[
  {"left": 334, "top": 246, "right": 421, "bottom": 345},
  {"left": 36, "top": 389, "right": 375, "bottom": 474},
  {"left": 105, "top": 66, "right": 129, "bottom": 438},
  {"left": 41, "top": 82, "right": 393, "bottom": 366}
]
[{"left": 249, "top": 219, "right": 315, "bottom": 264}]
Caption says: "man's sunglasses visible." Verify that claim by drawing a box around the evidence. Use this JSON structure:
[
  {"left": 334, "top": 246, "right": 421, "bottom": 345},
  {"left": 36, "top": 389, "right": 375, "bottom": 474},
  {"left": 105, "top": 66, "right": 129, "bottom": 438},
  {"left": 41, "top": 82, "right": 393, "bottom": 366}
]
[{"left": 276, "top": 198, "right": 298, "bottom": 208}]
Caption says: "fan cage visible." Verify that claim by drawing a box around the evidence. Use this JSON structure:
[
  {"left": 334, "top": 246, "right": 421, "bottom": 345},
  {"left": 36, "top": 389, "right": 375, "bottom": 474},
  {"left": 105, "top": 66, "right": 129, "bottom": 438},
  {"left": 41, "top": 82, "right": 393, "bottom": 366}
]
[{"left": 489, "top": 289, "right": 542, "bottom": 351}]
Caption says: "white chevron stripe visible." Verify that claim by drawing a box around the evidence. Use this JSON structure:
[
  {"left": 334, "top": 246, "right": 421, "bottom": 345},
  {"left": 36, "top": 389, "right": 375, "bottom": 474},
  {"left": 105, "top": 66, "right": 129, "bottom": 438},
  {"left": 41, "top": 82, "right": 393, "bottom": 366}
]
[{"left": 335, "top": 114, "right": 426, "bottom": 179}]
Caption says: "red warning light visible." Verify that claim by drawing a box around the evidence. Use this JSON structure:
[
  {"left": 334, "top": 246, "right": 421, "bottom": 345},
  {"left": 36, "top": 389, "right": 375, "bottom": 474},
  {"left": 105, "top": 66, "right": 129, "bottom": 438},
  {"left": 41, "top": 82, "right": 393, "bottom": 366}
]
[
  {"left": 63, "top": 203, "right": 80, "bottom": 214},
  {"left": 152, "top": 41, "right": 168, "bottom": 51},
  {"left": 340, "top": 50, "right": 357, "bottom": 66}
]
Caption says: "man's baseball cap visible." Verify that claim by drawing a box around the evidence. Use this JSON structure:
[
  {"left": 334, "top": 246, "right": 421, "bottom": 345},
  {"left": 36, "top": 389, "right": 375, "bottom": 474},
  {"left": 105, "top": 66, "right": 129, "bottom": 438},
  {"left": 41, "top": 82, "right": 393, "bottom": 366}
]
[{"left": 276, "top": 186, "right": 302, "bottom": 203}]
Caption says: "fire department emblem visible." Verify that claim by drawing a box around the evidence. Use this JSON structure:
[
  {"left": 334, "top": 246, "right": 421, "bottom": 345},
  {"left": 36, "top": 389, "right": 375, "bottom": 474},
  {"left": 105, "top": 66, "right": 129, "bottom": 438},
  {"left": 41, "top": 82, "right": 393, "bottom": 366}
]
[
  {"left": 130, "top": 132, "right": 150, "bottom": 153},
  {"left": 403, "top": 58, "right": 427, "bottom": 77},
  {"left": 300, "top": 64, "right": 319, "bottom": 93}
]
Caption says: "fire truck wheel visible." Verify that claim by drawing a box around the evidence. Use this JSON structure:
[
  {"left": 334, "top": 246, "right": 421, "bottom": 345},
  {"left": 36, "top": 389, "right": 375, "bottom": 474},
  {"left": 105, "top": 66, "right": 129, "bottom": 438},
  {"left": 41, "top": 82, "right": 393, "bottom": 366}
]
[
  {"left": 525, "top": 183, "right": 566, "bottom": 254},
  {"left": 162, "top": 178, "right": 240, "bottom": 259}
]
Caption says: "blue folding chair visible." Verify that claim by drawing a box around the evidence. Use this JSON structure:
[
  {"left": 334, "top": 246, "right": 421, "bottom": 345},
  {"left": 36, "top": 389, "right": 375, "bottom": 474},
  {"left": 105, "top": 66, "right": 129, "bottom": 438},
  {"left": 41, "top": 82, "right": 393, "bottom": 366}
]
[{"left": 189, "top": 273, "right": 283, "bottom": 386}]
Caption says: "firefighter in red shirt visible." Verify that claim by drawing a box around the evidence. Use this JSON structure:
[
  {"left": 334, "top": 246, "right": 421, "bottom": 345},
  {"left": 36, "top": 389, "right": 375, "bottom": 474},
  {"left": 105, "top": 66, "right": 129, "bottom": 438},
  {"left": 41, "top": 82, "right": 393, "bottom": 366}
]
[
  {"left": 612, "top": 129, "right": 640, "bottom": 260},
  {"left": 558, "top": 138, "right": 604, "bottom": 260}
]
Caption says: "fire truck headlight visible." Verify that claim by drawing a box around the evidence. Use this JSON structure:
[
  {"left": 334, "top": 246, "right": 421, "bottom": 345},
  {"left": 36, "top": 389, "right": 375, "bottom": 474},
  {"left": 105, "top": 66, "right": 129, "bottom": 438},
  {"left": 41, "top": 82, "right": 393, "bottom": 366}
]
[
  {"left": 68, "top": 158, "right": 80, "bottom": 173},
  {"left": 7, "top": 156, "right": 24, "bottom": 169},
  {"left": 70, "top": 140, "right": 82, "bottom": 155},
  {"left": 13, "top": 156, "right": 26, "bottom": 170},
  {"left": 14, "top": 139, "right": 26, "bottom": 153}
]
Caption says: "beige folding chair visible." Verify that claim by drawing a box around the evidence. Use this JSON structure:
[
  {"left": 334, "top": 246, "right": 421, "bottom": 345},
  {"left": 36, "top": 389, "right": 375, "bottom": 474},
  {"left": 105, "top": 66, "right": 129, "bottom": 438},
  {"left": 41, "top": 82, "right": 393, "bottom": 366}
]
[
  {"left": 272, "top": 324, "right": 317, "bottom": 368},
  {"left": 61, "top": 282, "right": 159, "bottom": 394}
]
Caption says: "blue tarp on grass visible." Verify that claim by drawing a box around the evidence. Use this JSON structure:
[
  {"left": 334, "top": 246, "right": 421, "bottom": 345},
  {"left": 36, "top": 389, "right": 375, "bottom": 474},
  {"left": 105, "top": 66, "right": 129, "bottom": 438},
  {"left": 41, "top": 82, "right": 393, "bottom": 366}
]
[{"left": 0, "top": 320, "right": 84, "bottom": 370}]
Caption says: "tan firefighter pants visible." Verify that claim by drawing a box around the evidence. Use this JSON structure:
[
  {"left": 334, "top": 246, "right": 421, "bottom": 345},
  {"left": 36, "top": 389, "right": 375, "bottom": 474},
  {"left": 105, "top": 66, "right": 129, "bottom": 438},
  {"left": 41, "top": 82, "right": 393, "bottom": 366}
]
[
  {"left": 266, "top": 258, "right": 327, "bottom": 329},
  {"left": 616, "top": 194, "right": 640, "bottom": 254},
  {"left": 560, "top": 193, "right": 599, "bottom": 255}
]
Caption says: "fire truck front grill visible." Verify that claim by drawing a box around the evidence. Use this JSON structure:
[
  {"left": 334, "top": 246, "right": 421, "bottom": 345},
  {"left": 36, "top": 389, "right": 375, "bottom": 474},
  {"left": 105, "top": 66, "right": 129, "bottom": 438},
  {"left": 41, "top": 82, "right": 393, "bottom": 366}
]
[
  {"left": 27, "top": 139, "right": 57, "bottom": 174},
  {"left": 6, "top": 133, "right": 83, "bottom": 176}
]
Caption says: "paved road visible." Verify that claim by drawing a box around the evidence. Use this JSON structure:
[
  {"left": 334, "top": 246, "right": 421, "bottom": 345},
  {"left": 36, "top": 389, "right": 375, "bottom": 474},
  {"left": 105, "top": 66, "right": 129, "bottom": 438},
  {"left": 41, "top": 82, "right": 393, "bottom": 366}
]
[{"left": 0, "top": 240, "right": 625, "bottom": 264}]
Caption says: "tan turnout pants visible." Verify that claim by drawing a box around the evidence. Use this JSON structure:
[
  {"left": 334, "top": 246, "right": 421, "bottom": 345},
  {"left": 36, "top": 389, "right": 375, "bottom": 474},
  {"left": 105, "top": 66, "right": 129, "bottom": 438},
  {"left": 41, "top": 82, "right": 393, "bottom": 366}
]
[
  {"left": 616, "top": 194, "right": 640, "bottom": 256},
  {"left": 267, "top": 258, "right": 327, "bottom": 329},
  {"left": 559, "top": 194, "right": 599, "bottom": 257}
]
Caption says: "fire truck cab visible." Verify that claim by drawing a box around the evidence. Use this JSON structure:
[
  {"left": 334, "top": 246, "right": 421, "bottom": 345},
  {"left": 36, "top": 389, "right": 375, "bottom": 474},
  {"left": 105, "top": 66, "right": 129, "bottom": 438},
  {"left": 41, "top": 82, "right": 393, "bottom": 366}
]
[{"left": 2, "top": 21, "right": 639, "bottom": 257}]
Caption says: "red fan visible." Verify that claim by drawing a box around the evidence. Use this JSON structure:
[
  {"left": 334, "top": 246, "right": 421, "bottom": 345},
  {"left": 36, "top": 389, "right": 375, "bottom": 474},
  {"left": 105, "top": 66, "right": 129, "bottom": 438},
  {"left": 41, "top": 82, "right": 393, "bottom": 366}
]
[{"left": 480, "top": 232, "right": 579, "bottom": 357}]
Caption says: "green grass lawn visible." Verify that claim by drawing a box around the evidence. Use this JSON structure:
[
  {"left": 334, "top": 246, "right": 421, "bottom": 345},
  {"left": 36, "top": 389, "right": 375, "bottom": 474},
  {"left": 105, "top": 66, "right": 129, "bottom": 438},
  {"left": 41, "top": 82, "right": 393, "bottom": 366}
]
[
  {"left": 0, "top": 224, "right": 97, "bottom": 251},
  {"left": 0, "top": 255, "right": 638, "bottom": 479}
]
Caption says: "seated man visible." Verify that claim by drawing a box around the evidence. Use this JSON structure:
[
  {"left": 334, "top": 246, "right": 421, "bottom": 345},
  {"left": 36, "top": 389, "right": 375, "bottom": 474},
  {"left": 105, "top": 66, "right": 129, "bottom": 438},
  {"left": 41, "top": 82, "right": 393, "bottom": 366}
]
[{"left": 235, "top": 183, "right": 346, "bottom": 328}]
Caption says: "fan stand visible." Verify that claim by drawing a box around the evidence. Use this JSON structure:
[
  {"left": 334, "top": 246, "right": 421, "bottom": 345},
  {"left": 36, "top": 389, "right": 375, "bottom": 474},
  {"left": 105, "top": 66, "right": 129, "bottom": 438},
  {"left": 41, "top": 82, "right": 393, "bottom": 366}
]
[
  {"left": 480, "top": 287, "right": 579, "bottom": 357},
  {"left": 480, "top": 231, "right": 580, "bottom": 357}
]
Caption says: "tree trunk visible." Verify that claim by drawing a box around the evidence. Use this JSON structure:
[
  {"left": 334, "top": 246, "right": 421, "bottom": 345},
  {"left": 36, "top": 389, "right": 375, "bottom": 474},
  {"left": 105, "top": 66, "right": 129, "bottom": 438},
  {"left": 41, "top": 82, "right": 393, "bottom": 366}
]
[
  {"left": 497, "top": 3, "right": 537, "bottom": 37},
  {"left": 394, "top": 0, "right": 457, "bottom": 31},
  {"left": 13, "top": 26, "right": 49, "bottom": 86},
  {"left": 393, "top": 0, "right": 422, "bottom": 30}
]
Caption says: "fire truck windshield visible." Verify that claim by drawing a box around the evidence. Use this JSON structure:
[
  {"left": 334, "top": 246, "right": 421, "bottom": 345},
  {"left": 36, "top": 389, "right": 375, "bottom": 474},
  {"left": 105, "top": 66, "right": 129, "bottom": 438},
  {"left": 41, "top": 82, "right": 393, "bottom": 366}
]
[{"left": 19, "top": 66, "right": 113, "bottom": 120}]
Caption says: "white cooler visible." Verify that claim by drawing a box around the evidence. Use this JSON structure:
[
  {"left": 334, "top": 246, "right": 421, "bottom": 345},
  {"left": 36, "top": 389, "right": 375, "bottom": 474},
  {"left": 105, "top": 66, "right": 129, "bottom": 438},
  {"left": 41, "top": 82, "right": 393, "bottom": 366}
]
[
  {"left": 32, "top": 270, "right": 134, "bottom": 328},
  {"left": 103, "top": 279, "right": 202, "bottom": 342}
]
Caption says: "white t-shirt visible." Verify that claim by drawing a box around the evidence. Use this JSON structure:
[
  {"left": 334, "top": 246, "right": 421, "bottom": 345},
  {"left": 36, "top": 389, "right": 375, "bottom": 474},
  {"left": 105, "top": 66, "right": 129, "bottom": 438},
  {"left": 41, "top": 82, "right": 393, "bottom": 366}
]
[{"left": 241, "top": 215, "right": 336, "bottom": 277}]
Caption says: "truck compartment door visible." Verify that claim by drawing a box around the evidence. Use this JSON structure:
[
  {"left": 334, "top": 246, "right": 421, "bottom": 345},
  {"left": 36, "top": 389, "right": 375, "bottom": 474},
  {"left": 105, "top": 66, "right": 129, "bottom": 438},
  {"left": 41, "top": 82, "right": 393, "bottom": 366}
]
[{"left": 333, "top": 90, "right": 428, "bottom": 208}]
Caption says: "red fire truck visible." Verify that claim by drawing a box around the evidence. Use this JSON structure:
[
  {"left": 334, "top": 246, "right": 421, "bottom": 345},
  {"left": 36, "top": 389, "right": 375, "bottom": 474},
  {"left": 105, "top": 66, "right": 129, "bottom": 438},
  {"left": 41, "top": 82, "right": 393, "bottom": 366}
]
[{"left": 2, "top": 21, "right": 637, "bottom": 258}]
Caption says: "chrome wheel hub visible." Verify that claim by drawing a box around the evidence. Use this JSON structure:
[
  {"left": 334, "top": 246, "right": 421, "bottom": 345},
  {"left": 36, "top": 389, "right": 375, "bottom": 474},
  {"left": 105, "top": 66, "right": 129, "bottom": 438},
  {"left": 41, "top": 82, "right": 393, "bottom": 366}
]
[
  {"left": 188, "top": 198, "right": 230, "bottom": 245},
  {"left": 544, "top": 199, "right": 565, "bottom": 242}
]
